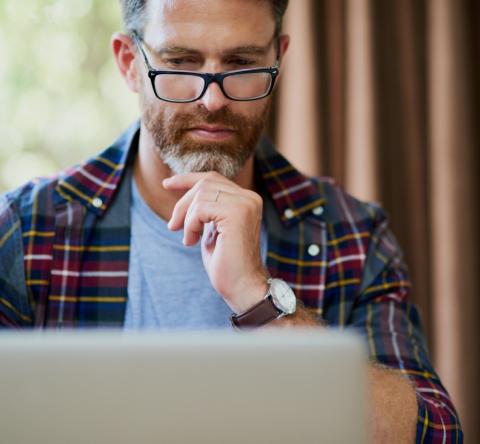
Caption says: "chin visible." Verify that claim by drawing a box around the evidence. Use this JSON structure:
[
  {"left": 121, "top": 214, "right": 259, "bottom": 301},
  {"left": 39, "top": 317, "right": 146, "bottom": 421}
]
[{"left": 162, "top": 151, "right": 242, "bottom": 179}]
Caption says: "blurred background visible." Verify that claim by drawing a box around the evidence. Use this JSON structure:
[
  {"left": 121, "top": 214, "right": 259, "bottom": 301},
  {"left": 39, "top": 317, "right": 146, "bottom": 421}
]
[
  {"left": 0, "top": 0, "right": 137, "bottom": 189},
  {"left": 1, "top": 0, "right": 478, "bottom": 439}
]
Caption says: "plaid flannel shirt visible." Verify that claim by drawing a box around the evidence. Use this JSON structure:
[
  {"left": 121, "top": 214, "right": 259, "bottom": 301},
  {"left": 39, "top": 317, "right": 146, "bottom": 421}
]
[{"left": 0, "top": 122, "right": 462, "bottom": 442}]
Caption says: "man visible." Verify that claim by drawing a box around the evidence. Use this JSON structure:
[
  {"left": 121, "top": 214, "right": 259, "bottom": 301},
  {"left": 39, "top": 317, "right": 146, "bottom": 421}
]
[{"left": 0, "top": 0, "right": 462, "bottom": 442}]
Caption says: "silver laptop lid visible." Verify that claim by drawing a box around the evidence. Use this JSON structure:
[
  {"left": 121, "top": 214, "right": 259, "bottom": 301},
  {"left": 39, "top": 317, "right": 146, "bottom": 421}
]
[{"left": 0, "top": 330, "right": 367, "bottom": 444}]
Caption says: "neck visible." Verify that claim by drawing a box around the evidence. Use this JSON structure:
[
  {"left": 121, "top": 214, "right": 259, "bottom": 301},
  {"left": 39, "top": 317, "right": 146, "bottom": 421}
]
[{"left": 133, "top": 122, "right": 256, "bottom": 221}]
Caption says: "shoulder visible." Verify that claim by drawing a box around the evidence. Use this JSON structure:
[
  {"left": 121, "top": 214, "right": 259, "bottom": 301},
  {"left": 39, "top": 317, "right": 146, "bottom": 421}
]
[
  {"left": 315, "top": 176, "right": 407, "bottom": 288},
  {"left": 316, "top": 176, "right": 400, "bottom": 256},
  {"left": 314, "top": 176, "right": 386, "bottom": 227},
  {"left": 255, "top": 138, "right": 387, "bottom": 230},
  {"left": 0, "top": 180, "right": 54, "bottom": 326},
  {"left": 1, "top": 121, "right": 139, "bottom": 222},
  {"left": 1, "top": 174, "right": 61, "bottom": 225}
]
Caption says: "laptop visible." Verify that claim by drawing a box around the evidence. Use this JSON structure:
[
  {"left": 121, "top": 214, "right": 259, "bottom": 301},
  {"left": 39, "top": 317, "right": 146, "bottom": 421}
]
[{"left": 0, "top": 329, "right": 367, "bottom": 444}]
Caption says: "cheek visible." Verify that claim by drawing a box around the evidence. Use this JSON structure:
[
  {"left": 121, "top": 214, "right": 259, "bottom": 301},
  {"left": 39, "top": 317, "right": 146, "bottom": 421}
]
[
  {"left": 145, "top": 103, "right": 187, "bottom": 130},
  {"left": 138, "top": 77, "right": 152, "bottom": 112},
  {"left": 229, "top": 101, "right": 264, "bottom": 120},
  {"left": 135, "top": 58, "right": 151, "bottom": 92},
  {"left": 237, "top": 98, "right": 272, "bottom": 122},
  {"left": 162, "top": 102, "right": 204, "bottom": 125},
  {"left": 163, "top": 103, "right": 190, "bottom": 122},
  {"left": 140, "top": 80, "right": 158, "bottom": 107}
]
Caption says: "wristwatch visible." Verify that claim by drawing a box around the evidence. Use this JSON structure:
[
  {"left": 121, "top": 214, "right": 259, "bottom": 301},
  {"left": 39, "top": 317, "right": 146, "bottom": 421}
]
[{"left": 230, "top": 278, "right": 297, "bottom": 330}]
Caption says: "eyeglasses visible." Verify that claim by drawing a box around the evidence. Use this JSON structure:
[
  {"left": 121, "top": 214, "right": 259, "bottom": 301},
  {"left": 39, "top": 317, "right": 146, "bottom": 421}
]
[{"left": 132, "top": 32, "right": 280, "bottom": 103}]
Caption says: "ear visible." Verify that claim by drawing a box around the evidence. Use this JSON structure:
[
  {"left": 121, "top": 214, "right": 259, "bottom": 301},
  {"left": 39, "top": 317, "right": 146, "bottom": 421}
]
[
  {"left": 277, "top": 34, "right": 290, "bottom": 66},
  {"left": 111, "top": 32, "right": 141, "bottom": 93}
]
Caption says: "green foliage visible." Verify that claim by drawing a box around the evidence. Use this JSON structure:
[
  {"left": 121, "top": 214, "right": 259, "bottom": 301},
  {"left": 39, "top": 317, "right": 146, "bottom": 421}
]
[{"left": 0, "top": 0, "right": 138, "bottom": 191}]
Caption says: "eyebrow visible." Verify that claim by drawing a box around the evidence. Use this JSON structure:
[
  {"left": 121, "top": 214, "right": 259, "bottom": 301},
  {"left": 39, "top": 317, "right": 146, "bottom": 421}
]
[{"left": 151, "top": 43, "right": 273, "bottom": 57}]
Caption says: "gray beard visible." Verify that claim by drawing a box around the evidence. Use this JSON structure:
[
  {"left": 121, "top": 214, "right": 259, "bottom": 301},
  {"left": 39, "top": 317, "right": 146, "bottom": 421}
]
[{"left": 155, "top": 143, "right": 252, "bottom": 180}]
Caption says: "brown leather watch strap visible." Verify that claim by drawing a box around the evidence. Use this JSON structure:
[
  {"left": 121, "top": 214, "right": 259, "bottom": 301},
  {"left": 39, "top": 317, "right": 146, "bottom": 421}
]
[{"left": 230, "top": 295, "right": 282, "bottom": 330}]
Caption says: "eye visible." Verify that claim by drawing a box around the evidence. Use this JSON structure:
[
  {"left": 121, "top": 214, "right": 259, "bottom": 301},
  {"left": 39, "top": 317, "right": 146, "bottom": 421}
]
[
  {"left": 167, "top": 58, "right": 188, "bottom": 66},
  {"left": 164, "top": 57, "right": 200, "bottom": 69},
  {"left": 227, "top": 58, "right": 256, "bottom": 67},
  {"left": 168, "top": 58, "right": 184, "bottom": 65}
]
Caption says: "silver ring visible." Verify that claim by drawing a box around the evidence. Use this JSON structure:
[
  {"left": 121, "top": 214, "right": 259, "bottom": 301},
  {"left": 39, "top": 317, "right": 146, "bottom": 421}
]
[{"left": 214, "top": 190, "right": 221, "bottom": 202}]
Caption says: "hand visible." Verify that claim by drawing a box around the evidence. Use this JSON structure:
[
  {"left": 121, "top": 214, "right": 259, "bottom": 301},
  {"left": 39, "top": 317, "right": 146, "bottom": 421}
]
[{"left": 163, "top": 172, "right": 269, "bottom": 314}]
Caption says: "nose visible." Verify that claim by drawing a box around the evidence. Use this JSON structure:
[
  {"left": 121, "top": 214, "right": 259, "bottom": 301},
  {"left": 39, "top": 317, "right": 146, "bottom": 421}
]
[{"left": 197, "top": 81, "right": 230, "bottom": 112}]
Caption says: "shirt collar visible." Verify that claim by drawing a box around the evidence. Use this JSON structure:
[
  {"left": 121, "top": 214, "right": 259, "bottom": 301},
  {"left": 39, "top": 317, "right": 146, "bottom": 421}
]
[
  {"left": 54, "top": 122, "right": 327, "bottom": 225},
  {"left": 255, "top": 138, "right": 327, "bottom": 227},
  {"left": 54, "top": 121, "right": 140, "bottom": 215}
]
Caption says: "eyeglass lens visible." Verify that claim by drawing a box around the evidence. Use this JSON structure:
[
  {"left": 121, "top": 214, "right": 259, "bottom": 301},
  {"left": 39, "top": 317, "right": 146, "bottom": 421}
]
[{"left": 153, "top": 71, "right": 273, "bottom": 101}]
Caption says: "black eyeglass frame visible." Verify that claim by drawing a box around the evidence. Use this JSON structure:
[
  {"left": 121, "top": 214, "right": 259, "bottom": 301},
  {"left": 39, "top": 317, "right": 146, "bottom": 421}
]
[{"left": 132, "top": 32, "right": 280, "bottom": 103}]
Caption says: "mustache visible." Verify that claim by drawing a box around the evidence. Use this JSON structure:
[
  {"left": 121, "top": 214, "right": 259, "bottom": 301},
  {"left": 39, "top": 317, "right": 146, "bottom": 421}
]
[{"left": 169, "top": 108, "right": 251, "bottom": 133}]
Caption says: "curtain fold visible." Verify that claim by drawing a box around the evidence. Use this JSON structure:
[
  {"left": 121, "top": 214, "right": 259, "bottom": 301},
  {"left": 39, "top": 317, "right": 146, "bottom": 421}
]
[
  {"left": 276, "top": 0, "right": 321, "bottom": 175},
  {"left": 273, "top": 0, "right": 479, "bottom": 438},
  {"left": 428, "top": 0, "right": 479, "bottom": 438},
  {"left": 345, "top": 0, "right": 377, "bottom": 202}
]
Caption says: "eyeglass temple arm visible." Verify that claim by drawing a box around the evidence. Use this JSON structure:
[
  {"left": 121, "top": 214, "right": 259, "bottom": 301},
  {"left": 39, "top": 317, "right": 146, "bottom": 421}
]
[{"left": 131, "top": 31, "right": 153, "bottom": 70}]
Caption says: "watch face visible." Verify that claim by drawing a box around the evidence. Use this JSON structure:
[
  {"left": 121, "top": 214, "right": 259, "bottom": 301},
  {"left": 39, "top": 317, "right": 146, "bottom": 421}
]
[{"left": 270, "top": 279, "right": 296, "bottom": 314}]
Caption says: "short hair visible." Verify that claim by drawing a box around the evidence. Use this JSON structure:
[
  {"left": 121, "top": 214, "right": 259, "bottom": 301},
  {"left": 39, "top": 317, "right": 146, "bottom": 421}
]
[{"left": 119, "top": 0, "right": 289, "bottom": 38}]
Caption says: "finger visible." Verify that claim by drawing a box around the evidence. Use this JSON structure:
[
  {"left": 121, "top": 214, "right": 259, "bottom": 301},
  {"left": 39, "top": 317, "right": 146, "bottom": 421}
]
[
  {"left": 163, "top": 171, "right": 232, "bottom": 191},
  {"left": 168, "top": 184, "right": 222, "bottom": 231},
  {"left": 168, "top": 180, "right": 238, "bottom": 231},
  {"left": 167, "top": 184, "right": 200, "bottom": 231},
  {"left": 183, "top": 199, "right": 227, "bottom": 246},
  {"left": 182, "top": 190, "right": 256, "bottom": 246},
  {"left": 202, "top": 221, "right": 218, "bottom": 249}
]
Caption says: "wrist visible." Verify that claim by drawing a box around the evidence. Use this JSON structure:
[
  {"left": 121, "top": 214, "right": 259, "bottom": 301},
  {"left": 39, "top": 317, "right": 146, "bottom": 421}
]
[
  {"left": 230, "top": 278, "right": 299, "bottom": 330},
  {"left": 227, "top": 271, "right": 269, "bottom": 315},
  {"left": 266, "top": 302, "right": 320, "bottom": 328}
]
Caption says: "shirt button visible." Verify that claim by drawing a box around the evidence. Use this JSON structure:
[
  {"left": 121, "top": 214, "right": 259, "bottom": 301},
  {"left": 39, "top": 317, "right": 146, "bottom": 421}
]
[
  {"left": 308, "top": 244, "right": 320, "bottom": 257},
  {"left": 312, "top": 206, "right": 324, "bottom": 216},
  {"left": 92, "top": 197, "right": 103, "bottom": 208},
  {"left": 284, "top": 208, "right": 295, "bottom": 219}
]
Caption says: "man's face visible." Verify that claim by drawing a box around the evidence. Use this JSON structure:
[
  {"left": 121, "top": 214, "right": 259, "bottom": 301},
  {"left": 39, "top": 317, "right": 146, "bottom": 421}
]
[{"left": 137, "top": 0, "right": 280, "bottom": 178}]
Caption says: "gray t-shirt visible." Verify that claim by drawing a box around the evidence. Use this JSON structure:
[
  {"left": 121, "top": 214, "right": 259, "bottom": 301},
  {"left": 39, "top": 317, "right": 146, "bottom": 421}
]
[{"left": 124, "top": 178, "right": 268, "bottom": 330}]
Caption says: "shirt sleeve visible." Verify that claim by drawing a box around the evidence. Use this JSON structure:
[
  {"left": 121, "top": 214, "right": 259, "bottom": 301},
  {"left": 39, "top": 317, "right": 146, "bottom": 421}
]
[
  {"left": 0, "top": 194, "right": 32, "bottom": 327},
  {"left": 349, "top": 206, "right": 463, "bottom": 443}
]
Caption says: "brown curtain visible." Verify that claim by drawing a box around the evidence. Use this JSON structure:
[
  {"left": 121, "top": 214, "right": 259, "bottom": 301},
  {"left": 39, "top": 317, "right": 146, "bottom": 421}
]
[{"left": 268, "top": 0, "right": 479, "bottom": 438}]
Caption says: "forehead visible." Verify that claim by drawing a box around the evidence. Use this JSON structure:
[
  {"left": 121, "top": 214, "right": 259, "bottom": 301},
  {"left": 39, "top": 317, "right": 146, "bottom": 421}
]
[{"left": 144, "top": 0, "right": 276, "bottom": 49}]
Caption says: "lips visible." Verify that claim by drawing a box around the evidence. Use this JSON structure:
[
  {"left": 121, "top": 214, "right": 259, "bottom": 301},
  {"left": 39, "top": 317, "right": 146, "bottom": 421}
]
[
  {"left": 190, "top": 126, "right": 234, "bottom": 132},
  {"left": 187, "top": 126, "right": 236, "bottom": 141}
]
